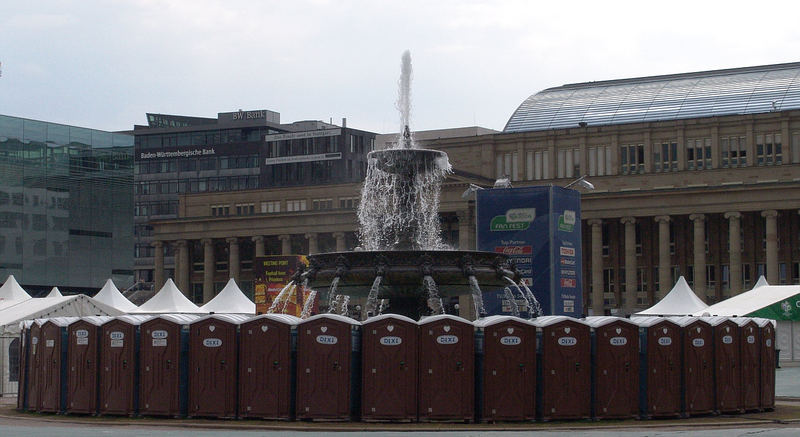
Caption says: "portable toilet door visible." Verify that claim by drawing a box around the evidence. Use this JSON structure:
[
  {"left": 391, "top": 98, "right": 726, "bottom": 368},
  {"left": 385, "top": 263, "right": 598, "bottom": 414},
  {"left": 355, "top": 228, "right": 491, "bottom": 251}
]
[
  {"left": 17, "top": 321, "right": 33, "bottom": 410},
  {"left": 27, "top": 321, "right": 44, "bottom": 412},
  {"left": 66, "top": 316, "right": 112, "bottom": 414},
  {"left": 734, "top": 318, "right": 761, "bottom": 411},
  {"left": 535, "top": 316, "right": 591, "bottom": 421},
  {"left": 239, "top": 314, "right": 300, "bottom": 420},
  {"left": 673, "top": 317, "right": 714, "bottom": 416},
  {"left": 296, "top": 314, "right": 361, "bottom": 421},
  {"left": 635, "top": 317, "right": 681, "bottom": 418},
  {"left": 710, "top": 317, "right": 742, "bottom": 414},
  {"left": 755, "top": 318, "right": 776, "bottom": 410},
  {"left": 586, "top": 316, "right": 639, "bottom": 420},
  {"left": 98, "top": 315, "right": 152, "bottom": 416},
  {"left": 38, "top": 317, "right": 75, "bottom": 413},
  {"left": 474, "top": 315, "right": 536, "bottom": 423},
  {"left": 417, "top": 315, "right": 474, "bottom": 422},
  {"left": 139, "top": 314, "right": 198, "bottom": 417},
  {"left": 361, "top": 314, "right": 418, "bottom": 422},
  {"left": 188, "top": 314, "right": 249, "bottom": 419}
]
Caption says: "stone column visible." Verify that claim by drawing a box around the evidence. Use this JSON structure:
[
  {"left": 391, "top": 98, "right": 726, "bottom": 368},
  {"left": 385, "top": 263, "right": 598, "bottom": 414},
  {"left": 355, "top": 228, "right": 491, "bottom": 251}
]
[
  {"left": 279, "top": 234, "right": 291, "bottom": 255},
  {"left": 152, "top": 240, "right": 164, "bottom": 291},
  {"left": 202, "top": 238, "right": 214, "bottom": 303},
  {"left": 227, "top": 237, "right": 240, "bottom": 282},
  {"left": 333, "top": 232, "right": 347, "bottom": 251},
  {"left": 762, "top": 210, "right": 779, "bottom": 284},
  {"left": 689, "top": 214, "right": 706, "bottom": 300},
  {"left": 589, "top": 219, "right": 604, "bottom": 316},
  {"left": 175, "top": 239, "right": 190, "bottom": 296},
  {"left": 456, "top": 209, "right": 472, "bottom": 250},
  {"left": 621, "top": 217, "right": 637, "bottom": 314},
  {"left": 725, "top": 212, "right": 742, "bottom": 295},
  {"left": 305, "top": 233, "right": 318, "bottom": 255},
  {"left": 252, "top": 235, "right": 265, "bottom": 258},
  {"left": 654, "top": 215, "right": 671, "bottom": 300}
]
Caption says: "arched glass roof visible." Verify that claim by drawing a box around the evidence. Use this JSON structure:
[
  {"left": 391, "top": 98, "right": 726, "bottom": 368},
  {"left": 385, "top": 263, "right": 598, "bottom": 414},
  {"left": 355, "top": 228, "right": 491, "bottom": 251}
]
[{"left": 504, "top": 62, "right": 800, "bottom": 133}]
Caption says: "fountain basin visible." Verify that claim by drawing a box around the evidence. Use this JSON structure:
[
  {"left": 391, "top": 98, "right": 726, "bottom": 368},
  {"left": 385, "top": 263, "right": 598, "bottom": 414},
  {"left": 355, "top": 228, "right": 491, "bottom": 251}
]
[
  {"left": 306, "top": 250, "right": 519, "bottom": 298},
  {"left": 368, "top": 149, "right": 450, "bottom": 175}
]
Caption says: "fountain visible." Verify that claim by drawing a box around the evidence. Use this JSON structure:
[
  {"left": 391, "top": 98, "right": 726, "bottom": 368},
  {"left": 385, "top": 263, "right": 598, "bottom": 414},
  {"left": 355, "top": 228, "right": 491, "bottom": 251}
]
[{"left": 296, "top": 51, "right": 525, "bottom": 320}]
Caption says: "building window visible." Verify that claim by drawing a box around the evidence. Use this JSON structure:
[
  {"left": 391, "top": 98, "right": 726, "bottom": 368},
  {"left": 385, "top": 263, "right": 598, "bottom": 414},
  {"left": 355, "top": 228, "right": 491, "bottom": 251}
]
[
  {"left": 236, "top": 203, "right": 255, "bottom": 216},
  {"left": 756, "top": 133, "right": 782, "bottom": 166},
  {"left": 557, "top": 148, "right": 580, "bottom": 179},
  {"left": 669, "top": 221, "right": 676, "bottom": 255},
  {"left": 757, "top": 263, "right": 766, "bottom": 279},
  {"left": 721, "top": 135, "right": 746, "bottom": 167},
  {"left": 339, "top": 197, "right": 358, "bottom": 209},
  {"left": 706, "top": 265, "right": 716, "bottom": 289},
  {"left": 743, "top": 264, "right": 752, "bottom": 288},
  {"left": 312, "top": 198, "right": 333, "bottom": 210},
  {"left": 780, "top": 262, "right": 787, "bottom": 284},
  {"left": 211, "top": 204, "right": 230, "bottom": 217},
  {"left": 525, "top": 149, "right": 550, "bottom": 180},
  {"left": 588, "top": 145, "right": 612, "bottom": 176},
  {"left": 686, "top": 266, "right": 694, "bottom": 287},
  {"left": 671, "top": 266, "right": 680, "bottom": 285},
  {"left": 620, "top": 144, "right": 644, "bottom": 175},
  {"left": 286, "top": 199, "right": 307, "bottom": 212},
  {"left": 653, "top": 266, "right": 659, "bottom": 291},
  {"left": 653, "top": 141, "right": 678, "bottom": 172},
  {"left": 495, "top": 151, "right": 519, "bottom": 180},
  {"left": 601, "top": 222, "right": 609, "bottom": 257},
  {"left": 722, "top": 265, "right": 730, "bottom": 292},
  {"left": 603, "top": 268, "right": 614, "bottom": 293},
  {"left": 792, "top": 132, "right": 800, "bottom": 164},
  {"left": 686, "top": 138, "right": 711, "bottom": 170},
  {"left": 261, "top": 201, "right": 281, "bottom": 213},
  {"left": 635, "top": 223, "right": 642, "bottom": 256}
]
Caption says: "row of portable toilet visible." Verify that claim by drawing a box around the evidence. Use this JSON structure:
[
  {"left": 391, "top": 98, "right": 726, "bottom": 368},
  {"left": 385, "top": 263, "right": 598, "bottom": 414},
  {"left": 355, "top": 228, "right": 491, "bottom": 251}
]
[{"left": 16, "top": 313, "right": 776, "bottom": 422}]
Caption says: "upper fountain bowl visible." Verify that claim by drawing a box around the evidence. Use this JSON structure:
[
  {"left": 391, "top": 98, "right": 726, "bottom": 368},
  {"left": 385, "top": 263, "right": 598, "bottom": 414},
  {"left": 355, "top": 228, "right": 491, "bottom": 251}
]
[{"left": 368, "top": 148, "right": 451, "bottom": 175}]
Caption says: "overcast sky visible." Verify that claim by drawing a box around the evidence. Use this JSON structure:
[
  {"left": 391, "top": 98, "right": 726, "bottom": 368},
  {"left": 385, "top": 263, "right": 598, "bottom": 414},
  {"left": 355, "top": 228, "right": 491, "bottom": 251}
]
[{"left": 2, "top": 1, "right": 800, "bottom": 135}]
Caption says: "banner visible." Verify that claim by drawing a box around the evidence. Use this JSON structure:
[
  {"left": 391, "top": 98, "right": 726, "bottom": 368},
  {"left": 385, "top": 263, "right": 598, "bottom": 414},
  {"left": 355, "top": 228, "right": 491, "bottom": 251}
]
[
  {"left": 476, "top": 186, "right": 582, "bottom": 316},
  {"left": 253, "top": 255, "right": 313, "bottom": 316}
]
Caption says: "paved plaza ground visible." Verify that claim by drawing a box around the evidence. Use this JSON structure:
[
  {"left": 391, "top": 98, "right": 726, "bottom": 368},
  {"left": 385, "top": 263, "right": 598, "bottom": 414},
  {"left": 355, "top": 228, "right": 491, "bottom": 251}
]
[{"left": 2, "top": 364, "right": 799, "bottom": 435}]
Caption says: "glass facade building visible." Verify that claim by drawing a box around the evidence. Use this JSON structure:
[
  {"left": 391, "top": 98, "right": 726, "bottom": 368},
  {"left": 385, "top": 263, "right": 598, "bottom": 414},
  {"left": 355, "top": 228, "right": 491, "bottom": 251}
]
[{"left": 0, "top": 115, "right": 134, "bottom": 294}]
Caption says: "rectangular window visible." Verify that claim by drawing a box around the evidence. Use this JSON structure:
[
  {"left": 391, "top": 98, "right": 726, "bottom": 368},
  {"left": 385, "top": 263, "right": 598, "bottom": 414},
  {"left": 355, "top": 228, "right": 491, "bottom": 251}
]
[
  {"left": 686, "top": 138, "right": 711, "bottom": 170},
  {"left": 589, "top": 145, "right": 610, "bottom": 176},
  {"left": 339, "top": 197, "right": 358, "bottom": 209},
  {"left": 756, "top": 133, "right": 782, "bottom": 166},
  {"left": 312, "top": 198, "right": 333, "bottom": 211},
  {"left": 653, "top": 141, "right": 678, "bottom": 172},
  {"left": 525, "top": 151, "right": 534, "bottom": 180},
  {"left": 620, "top": 144, "right": 644, "bottom": 174},
  {"left": 286, "top": 199, "right": 307, "bottom": 212},
  {"left": 721, "top": 135, "right": 746, "bottom": 168},
  {"left": 743, "top": 264, "right": 752, "bottom": 288},
  {"left": 722, "top": 265, "right": 730, "bottom": 292},
  {"left": 261, "top": 201, "right": 281, "bottom": 213}
]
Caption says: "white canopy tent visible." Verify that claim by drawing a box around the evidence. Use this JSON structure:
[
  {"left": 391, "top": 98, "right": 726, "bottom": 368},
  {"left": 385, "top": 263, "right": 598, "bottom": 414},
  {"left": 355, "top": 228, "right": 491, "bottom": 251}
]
[
  {"left": 0, "top": 275, "right": 31, "bottom": 303},
  {"left": 134, "top": 279, "right": 204, "bottom": 314},
  {"left": 45, "top": 287, "right": 63, "bottom": 298},
  {"left": 93, "top": 279, "right": 138, "bottom": 313},
  {"left": 693, "top": 276, "right": 800, "bottom": 362},
  {"left": 200, "top": 278, "right": 255, "bottom": 315},
  {"left": 633, "top": 276, "right": 708, "bottom": 317},
  {"left": 0, "top": 293, "right": 123, "bottom": 397}
]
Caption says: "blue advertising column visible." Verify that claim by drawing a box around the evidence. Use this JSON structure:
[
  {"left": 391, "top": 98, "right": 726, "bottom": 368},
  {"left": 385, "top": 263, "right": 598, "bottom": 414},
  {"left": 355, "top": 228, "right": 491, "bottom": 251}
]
[{"left": 476, "top": 186, "right": 582, "bottom": 317}]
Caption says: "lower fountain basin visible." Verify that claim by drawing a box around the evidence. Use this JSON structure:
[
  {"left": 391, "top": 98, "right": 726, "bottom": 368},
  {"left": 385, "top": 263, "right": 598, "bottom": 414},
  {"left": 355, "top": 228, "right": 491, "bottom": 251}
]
[{"left": 306, "top": 250, "right": 519, "bottom": 298}]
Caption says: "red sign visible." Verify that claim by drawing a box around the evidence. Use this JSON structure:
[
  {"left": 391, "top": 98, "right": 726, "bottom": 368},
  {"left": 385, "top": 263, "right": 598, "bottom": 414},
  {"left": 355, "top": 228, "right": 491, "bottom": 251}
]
[
  {"left": 559, "top": 247, "right": 575, "bottom": 257},
  {"left": 560, "top": 278, "right": 577, "bottom": 288},
  {"left": 494, "top": 246, "right": 533, "bottom": 255}
]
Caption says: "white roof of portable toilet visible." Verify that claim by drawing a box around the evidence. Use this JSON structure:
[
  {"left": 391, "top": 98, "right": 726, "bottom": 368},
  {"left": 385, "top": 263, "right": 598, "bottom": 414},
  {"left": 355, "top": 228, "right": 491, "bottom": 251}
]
[
  {"left": 634, "top": 276, "right": 708, "bottom": 317},
  {"left": 199, "top": 278, "right": 255, "bottom": 314},
  {"left": 93, "top": 279, "right": 138, "bottom": 313},
  {"left": 135, "top": 279, "right": 204, "bottom": 314}
]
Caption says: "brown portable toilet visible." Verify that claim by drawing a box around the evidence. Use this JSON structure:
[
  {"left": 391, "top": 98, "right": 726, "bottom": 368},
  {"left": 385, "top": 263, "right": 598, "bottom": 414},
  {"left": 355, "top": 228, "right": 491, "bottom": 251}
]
[
  {"left": 361, "top": 314, "right": 418, "bottom": 422},
  {"left": 187, "top": 314, "right": 250, "bottom": 419},
  {"left": 38, "top": 317, "right": 78, "bottom": 413},
  {"left": 671, "top": 316, "right": 714, "bottom": 416},
  {"left": 755, "top": 318, "right": 776, "bottom": 410},
  {"left": 733, "top": 317, "right": 761, "bottom": 411},
  {"left": 535, "top": 316, "right": 591, "bottom": 421},
  {"left": 709, "top": 316, "right": 742, "bottom": 413},
  {"left": 474, "top": 315, "right": 536, "bottom": 422},
  {"left": 26, "top": 320, "right": 45, "bottom": 412},
  {"left": 634, "top": 317, "right": 682, "bottom": 418},
  {"left": 239, "top": 314, "right": 301, "bottom": 420},
  {"left": 296, "top": 313, "right": 361, "bottom": 421},
  {"left": 98, "top": 315, "right": 153, "bottom": 416},
  {"left": 66, "top": 316, "right": 113, "bottom": 414},
  {"left": 418, "top": 314, "right": 474, "bottom": 422},
  {"left": 139, "top": 314, "right": 199, "bottom": 417},
  {"left": 586, "top": 316, "right": 639, "bottom": 420}
]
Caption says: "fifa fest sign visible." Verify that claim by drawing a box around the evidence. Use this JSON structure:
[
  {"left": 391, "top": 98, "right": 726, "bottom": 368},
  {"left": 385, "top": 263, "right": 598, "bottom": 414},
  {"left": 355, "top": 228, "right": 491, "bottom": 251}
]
[{"left": 476, "top": 186, "right": 583, "bottom": 317}]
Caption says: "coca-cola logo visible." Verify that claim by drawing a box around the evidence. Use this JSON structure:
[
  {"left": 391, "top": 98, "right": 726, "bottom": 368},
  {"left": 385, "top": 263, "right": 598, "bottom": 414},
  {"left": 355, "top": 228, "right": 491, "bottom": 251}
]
[{"left": 494, "top": 246, "right": 532, "bottom": 255}]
